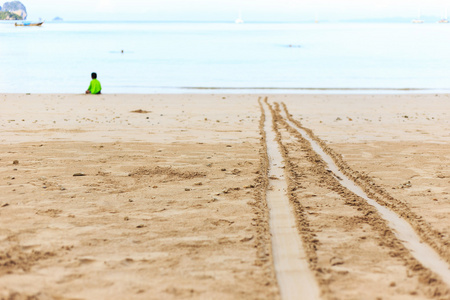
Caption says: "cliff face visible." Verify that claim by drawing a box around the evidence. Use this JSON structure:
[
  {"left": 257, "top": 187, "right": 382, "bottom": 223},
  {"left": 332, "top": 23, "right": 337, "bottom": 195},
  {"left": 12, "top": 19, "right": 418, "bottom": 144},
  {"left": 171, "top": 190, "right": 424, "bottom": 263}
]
[{"left": 0, "top": 1, "right": 27, "bottom": 20}]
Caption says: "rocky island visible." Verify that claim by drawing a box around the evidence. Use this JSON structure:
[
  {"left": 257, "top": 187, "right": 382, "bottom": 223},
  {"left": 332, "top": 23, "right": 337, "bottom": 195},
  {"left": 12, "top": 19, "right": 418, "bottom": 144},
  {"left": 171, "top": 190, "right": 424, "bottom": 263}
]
[{"left": 0, "top": 1, "right": 27, "bottom": 20}]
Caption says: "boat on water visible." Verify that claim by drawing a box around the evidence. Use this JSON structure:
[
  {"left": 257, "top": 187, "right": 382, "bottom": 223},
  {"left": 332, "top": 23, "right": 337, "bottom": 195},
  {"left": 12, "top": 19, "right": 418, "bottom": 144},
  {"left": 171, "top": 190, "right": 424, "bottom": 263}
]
[
  {"left": 235, "top": 10, "right": 244, "bottom": 24},
  {"left": 438, "top": 9, "right": 449, "bottom": 23},
  {"left": 411, "top": 9, "right": 424, "bottom": 23},
  {"left": 15, "top": 21, "right": 44, "bottom": 27}
]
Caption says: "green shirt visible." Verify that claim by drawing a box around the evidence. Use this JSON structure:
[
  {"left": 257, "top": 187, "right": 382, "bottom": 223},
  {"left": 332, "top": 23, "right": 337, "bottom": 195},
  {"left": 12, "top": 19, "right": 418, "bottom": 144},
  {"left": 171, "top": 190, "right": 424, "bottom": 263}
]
[{"left": 88, "top": 79, "right": 102, "bottom": 94}]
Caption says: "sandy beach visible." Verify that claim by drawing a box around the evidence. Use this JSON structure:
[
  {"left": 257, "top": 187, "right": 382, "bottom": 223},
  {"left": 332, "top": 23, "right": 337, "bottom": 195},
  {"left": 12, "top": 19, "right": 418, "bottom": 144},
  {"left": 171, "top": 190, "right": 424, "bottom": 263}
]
[{"left": 1, "top": 93, "right": 449, "bottom": 299}]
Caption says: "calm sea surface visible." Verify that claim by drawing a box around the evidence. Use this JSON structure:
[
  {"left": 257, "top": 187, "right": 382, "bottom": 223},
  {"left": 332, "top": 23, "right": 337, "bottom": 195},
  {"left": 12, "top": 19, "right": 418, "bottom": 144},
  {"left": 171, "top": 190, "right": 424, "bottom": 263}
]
[{"left": 1, "top": 21, "right": 450, "bottom": 94}]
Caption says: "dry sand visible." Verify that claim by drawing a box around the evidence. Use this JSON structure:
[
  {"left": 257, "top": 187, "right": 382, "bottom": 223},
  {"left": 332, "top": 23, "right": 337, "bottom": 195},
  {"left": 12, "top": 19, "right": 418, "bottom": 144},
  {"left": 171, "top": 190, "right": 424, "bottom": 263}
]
[{"left": 0, "top": 93, "right": 449, "bottom": 299}]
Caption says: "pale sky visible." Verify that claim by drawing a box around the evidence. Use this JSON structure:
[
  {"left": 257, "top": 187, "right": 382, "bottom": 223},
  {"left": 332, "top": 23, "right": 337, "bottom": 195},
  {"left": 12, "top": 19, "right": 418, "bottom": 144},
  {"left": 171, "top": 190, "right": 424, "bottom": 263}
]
[{"left": 19, "top": 0, "right": 450, "bottom": 21}]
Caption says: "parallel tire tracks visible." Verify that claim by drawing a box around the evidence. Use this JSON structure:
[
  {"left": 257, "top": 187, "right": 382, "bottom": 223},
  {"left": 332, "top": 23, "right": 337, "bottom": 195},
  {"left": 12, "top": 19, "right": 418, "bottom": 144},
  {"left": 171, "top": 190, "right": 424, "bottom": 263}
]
[
  {"left": 260, "top": 99, "right": 450, "bottom": 299},
  {"left": 260, "top": 98, "right": 321, "bottom": 300}
]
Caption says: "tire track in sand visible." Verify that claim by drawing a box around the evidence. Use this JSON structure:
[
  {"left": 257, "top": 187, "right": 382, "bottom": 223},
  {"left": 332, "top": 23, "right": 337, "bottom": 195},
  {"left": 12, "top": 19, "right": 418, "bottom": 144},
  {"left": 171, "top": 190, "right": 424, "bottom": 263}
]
[
  {"left": 260, "top": 98, "right": 321, "bottom": 300},
  {"left": 278, "top": 101, "right": 450, "bottom": 288},
  {"left": 269, "top": 101, "right": 450, "bottom": 298}
]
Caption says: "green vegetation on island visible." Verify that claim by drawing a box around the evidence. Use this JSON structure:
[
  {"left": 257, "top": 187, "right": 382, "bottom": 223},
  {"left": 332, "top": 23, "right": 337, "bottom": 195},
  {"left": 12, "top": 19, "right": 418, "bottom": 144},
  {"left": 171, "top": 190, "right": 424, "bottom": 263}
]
[
  {"left": 0, "top": 10, "right": 22, "bottom": 20},
  {"left": 0, "top": 1, "right": 27, "bottom": 20}
]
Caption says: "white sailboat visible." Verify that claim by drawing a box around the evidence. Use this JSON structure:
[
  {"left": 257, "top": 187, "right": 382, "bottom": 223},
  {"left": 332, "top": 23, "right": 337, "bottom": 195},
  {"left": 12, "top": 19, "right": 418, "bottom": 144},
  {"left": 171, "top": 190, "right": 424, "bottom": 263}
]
[
  {"left": 438, "top": 8, "right": 449, "bottom": 23},
  {"left": 412, "top": 9, "right": 424, "bottom": 23},
  {"left": 235, "top": 10, "right": 244, "bottom": 24}
]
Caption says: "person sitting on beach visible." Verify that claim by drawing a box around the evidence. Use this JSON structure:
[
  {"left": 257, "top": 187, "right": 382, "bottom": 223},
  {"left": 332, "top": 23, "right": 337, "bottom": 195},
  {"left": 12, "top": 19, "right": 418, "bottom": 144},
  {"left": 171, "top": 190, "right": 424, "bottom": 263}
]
[{"left": 85, "top": 72, "right": 102, "bottom": 94}]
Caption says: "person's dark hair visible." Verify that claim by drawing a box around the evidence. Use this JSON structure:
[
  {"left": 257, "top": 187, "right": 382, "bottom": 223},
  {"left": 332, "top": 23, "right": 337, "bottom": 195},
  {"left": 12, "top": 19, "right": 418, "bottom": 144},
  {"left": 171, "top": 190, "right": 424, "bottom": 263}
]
[{"left": 91, "top": 72, "right": 97, "bottom": 79}]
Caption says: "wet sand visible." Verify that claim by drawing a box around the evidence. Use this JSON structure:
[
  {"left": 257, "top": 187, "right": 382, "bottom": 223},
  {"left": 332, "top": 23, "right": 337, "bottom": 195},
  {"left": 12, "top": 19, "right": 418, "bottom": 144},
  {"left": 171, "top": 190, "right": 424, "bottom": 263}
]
[{"left": 0, "top": 94, "right": 449, "bottom": 299}]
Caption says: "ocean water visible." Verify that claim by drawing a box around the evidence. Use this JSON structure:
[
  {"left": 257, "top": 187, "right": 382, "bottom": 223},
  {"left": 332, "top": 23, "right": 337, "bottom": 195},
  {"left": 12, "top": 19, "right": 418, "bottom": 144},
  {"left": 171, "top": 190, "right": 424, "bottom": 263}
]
[{"left": 1, "top": 21, "right": 450, "bottom": 94}]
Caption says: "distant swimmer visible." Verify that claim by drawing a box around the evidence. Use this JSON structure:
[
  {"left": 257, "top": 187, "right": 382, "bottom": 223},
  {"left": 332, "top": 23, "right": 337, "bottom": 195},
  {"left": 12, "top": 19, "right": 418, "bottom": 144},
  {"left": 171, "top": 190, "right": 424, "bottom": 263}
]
[{"left": 85, "top": 72, "right": 102, "bottom": 95}]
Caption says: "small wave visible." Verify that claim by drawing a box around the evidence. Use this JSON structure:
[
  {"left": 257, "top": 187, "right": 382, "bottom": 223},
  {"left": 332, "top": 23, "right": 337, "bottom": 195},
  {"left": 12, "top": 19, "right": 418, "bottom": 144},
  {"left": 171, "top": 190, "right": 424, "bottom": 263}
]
[{"left": 180, "top": 87, "right": 429, "bottom": 91}]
